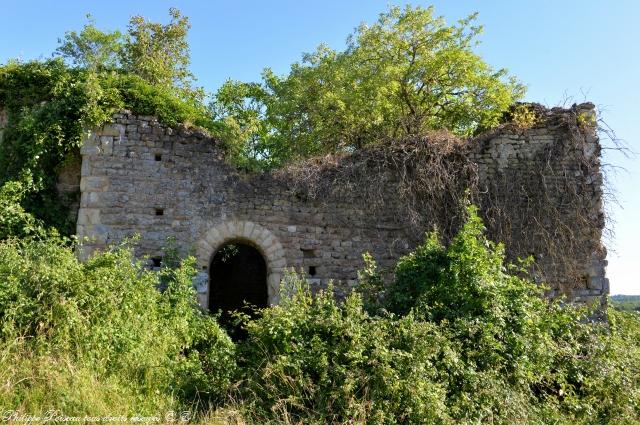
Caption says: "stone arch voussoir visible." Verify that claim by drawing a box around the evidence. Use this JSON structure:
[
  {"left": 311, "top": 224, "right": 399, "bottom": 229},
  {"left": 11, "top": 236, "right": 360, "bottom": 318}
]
[{"left": 194, "top": 220, "right": 286, "bottom": 307}]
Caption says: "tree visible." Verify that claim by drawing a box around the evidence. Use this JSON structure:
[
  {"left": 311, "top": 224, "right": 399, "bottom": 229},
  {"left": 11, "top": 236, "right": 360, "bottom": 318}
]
[
  {"left": 55, "top": 15, "right": 123, "bottom": 71},
  {"left": 121, "top": 7, "right": 195, "bottom": 93},
  {"left": 56, "top": 9, "right": 199, "bottom": 99},
  {"left": 213, "top": 5, "right": 525, "bottom": 169}
]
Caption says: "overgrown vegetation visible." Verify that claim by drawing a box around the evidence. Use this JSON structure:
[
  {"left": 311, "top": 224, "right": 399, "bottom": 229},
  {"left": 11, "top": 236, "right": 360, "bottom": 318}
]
[
  {"left": 0, "top": 9, "right": 213, "bottom": 236},
  {"left": 1, "top": 207, "right": 638, "bottom": 423},
  {"left": 0, "top": 4, "right": 525, "bottom": 236},
  {"left": 0, "top": 5, "right": 637, "bottom": 424},
  {"left": 212, "top": 5, "right": 524, "bottom": 170},
  {"left": 0, "top": 237, "right": 235, "bottom": 415}
]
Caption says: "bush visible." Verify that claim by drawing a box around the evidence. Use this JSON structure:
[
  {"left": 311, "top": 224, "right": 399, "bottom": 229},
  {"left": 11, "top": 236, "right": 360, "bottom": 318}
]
[
  {"left": 237, "top": 274, "right": 453, "bottom": 424},
  {"left": 0, "top": 208, "right": 638, "bottom": 423},
  {"left": 0, "top": 176, "right": 47, "bottom": 240},
  {"left": 356, "top": 204, "right": 640, "bottom": 423},
  {"left": 0, "top": 59, "right": 216, "bottom": 238},
  {"left": 0, "top": 237, "right": 235, "bottom": 413}
]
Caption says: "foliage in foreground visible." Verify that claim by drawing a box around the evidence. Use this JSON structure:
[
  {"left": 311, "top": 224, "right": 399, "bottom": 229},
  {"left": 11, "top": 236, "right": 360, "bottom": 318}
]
[
  {"left": 234, "top": 207, "right": 639, "bottom": 424},
  {"left": 237, "top": 279, "right": 451, "bottom": 423},
  {"left": 0, "top": 208, "right": 638, "bottom": 424},
  {"left": 0, "top": 237, "right": 235, "bottom": 415}
]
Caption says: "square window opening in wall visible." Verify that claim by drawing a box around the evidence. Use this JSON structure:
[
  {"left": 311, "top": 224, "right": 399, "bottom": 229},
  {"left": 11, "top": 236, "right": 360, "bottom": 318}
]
[
  {"left": 151, "top": 257, "right": 162, "bottom": 268},
  {"left": 301, "top": 248, "right": 316, "bottom": 259},
  {"left": 308, "top": 266, "right": 317, "bottom": 276},
  {"left": 155, "top": 208, "right": 164, "bottom": 216},
  {"left": 154, "top": 153, "right": 162, "bottom": 161}
]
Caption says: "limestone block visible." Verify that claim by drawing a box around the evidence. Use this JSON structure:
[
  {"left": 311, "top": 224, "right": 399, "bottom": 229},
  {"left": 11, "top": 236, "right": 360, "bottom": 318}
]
[
  {"left": 192, "top": 272, "right": 209, "bottom": 294},
  {"left": 196, "top": 293, "right": 208, "bottom": 309},
  {"left": 196, "top": 239, "right": 213, "bottom": 262},
  {"left": 233, "top": 221, "right": 244, "bottom": 238},
  {"left": 264, "top": 243, "right": 284, "bottom": 259},
  {"left": 77, "top": 208, "right": 101, "bottom": 225},
  {"left": 80, "top": 133, "right": 100, "bottom": 155},
  {"left": 223, "top": 221, "right": 238, "bottom": 237},
  {"left": 271, "top": 258, "right": 286, "bottom": 269},
  {"left": 588, "top": 276, "right": 605, "bottom": 291},
  {"left": 76, "top": 224, "right": 87, "bottom": 239},
  {"left": 101, "top": 123, "right": 125, "bottom": 137},
  {"left": 83, "top": 223, "right": 108, "bottom": 239},
  {"left": 205, "top": 229, "right": 222, "bottom": 247},
  {"left": 81, "top": 159, "right": 92, "bottom": 176},
  {"left": 80, "top": 176, "right": 109, "bottom": 192},
  {"left": 267, "top": 273, "right": 282, "bottom": 303},
  {"left": 243, "top": 221, "right": 256, "bottom": 239},
  {"left": 100, "top": 136, "right": 114, "bottom": 155},
  {"left": 80, "top": 144, "right": 100, "bottom": 155},
  {"left": 260, "top": 233, "right": 275, "bottom": 248}
]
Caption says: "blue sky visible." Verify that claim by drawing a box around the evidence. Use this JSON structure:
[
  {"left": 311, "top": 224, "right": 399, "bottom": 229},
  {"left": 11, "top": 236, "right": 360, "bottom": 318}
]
[{"left": 2, "top": 1, "right": 638, "bottom": 294}]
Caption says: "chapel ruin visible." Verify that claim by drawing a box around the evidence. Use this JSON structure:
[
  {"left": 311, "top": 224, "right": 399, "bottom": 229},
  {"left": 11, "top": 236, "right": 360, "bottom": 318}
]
[{"left": 67, "top": 102, "right": 608, "bottom": 310}]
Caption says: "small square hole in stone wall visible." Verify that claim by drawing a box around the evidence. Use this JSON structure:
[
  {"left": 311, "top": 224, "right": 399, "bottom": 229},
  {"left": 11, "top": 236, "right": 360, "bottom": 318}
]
[
  {"left": 308, "top": 266, "right": 317, "bottom": 276},
  {"left": 155, "top": 208, "right": 164, "bottom": 216},
  {"left": 155, "top": 153, "right": 162, "bottom": 161},
  {"left": 301, "top": 248, "right": 316, "bottom": 258},
  {"left": 151, "top": 257, "right": 162, "bottom": 268}
]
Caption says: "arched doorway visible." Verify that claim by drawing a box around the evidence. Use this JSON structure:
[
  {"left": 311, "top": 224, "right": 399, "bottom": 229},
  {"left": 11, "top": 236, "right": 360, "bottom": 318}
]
[
  {"left": 208, "top": 241, "right": 268, "bottom": 315},
  {"left": 195, "top": 220, "right": 287, "bottom": 308}
]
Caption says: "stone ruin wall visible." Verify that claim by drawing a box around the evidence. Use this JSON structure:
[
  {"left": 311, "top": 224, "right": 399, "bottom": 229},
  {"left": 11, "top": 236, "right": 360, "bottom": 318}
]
[{"left": 74, "top": 104, "right": 608, "bottom": 308}]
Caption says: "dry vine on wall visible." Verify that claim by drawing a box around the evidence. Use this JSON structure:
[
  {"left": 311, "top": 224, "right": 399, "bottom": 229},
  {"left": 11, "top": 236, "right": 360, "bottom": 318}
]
[{"left": 274, "top": 103, "right": 606, "bottom": 295}]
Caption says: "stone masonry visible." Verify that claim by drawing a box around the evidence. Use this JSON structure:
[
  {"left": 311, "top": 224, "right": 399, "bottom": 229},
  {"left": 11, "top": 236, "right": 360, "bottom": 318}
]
[{"left": 74, "top": 103, "right": 608, "bottom": 308}]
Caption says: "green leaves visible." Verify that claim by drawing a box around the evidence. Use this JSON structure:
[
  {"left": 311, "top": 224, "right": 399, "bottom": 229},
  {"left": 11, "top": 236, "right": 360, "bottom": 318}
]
[
  {"left": 0, "top": 175, "right": 47, "bottom": 240},
  {"left": 55, "top": 8, "right": 199, "bottom": 99},
  {"left": 0, "top": 9, "right": 214, "bottom": 237},
  {"left": 0, "top": 237, "right": 235, "bottom": 406},
  {"left": 121, "top": 7, "right": 198, "bottom": 98},
  {"left": 213, "top": 5, "right": 525, "bottom": 169},
  {"left": 239, "top": 274, "right": 450, "bottom": 423},
  {"left": 55, "top": 15, "right": 124, "bottom": 71}
]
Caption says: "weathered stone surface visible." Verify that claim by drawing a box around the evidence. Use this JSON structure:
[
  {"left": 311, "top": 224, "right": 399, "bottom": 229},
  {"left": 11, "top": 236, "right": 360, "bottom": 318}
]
[{"left": 73, "top": 105, "right": 608, "bottom": 308}]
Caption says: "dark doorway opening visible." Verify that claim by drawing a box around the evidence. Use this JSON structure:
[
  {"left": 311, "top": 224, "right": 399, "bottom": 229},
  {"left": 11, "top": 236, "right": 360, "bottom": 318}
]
[{"left": 209, "top": 242, "right": 268, "bottom": 320}]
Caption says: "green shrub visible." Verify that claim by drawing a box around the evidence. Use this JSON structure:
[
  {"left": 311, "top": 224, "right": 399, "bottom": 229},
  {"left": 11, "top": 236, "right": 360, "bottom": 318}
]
[
  {"left": 356, "top": 204, "right": 640, "bottom": 424},
  {"left": 0, "top": 208, "right": 638, "bottom": 423},
  {"left": 237, "top": 274, "right": 452, "bottom": 424},
  {"left": 0, "top": 59, "right": 216, "bottom": 237},
  {"left": 0, "top": 176, "right": 47, "bottom": 239},
  {"left": 0, "top": 237, "right": 235, "bottom": 413}
]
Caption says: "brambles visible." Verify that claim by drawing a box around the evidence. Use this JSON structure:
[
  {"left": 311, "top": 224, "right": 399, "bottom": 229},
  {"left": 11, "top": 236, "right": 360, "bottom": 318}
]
[
  {"left": 0, "top": 237, "right": 235, "bottom": 413},
  {"left": 0, "top": 207, "right": 637, "bottom": 422}
]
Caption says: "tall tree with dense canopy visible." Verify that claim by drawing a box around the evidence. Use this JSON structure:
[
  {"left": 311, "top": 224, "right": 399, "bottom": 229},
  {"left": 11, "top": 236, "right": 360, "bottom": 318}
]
[
  {"left": 212, "top": 5, "right": 525, "bottom": 170},
  {"left": 55, "top": 8, "right": 200, "bottom": 100}
]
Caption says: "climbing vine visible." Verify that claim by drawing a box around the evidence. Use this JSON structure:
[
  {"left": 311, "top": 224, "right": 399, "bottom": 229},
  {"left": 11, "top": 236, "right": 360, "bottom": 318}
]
[{"left": 277, "top": 103, "right": 608, "bottom": 295}]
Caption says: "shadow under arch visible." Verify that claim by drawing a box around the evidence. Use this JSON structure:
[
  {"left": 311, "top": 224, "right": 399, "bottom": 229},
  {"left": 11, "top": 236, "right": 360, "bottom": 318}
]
[{"left": 208, "top": 239, "right": 268, "bottom": 315}]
